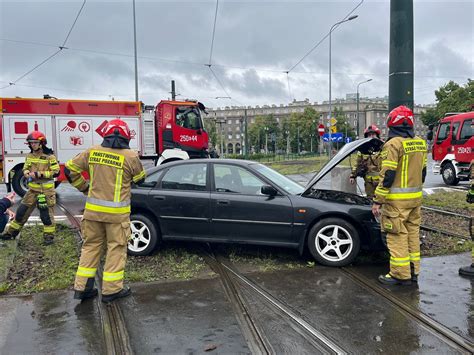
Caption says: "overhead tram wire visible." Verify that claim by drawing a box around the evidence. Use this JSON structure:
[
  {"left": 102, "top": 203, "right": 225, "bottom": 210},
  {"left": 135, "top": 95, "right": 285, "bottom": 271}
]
[
  {"left": 0, "top": 0, "right": 87, "bottom": 90},
  {"left": 286, "top": 0, "right": 364, "bottom": 74},
  {"left": 2, "top": 38, "right": 469, "bottom": 80},
  {"left": 208, "top": 0, "right": 219, "bottom": 66}
]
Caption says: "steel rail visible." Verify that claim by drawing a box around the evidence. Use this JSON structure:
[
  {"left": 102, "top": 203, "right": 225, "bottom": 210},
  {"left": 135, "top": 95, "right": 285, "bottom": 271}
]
[
  {"left": 201, "top": 252, "right": 272, "bottom": 354},
  {"left": 57, "top": 202, "right": 133, "bottom": 355},
  {"left": 420, "top": 225, "right": 469, "bottom": 239},
  {"left": 421, "top": 205, "right": 471, "bottom": 220},
  {"left": 203, "top": 247, "right": 347, "bottom": 354},
  {"left": 340, "top": 268, "right": 474, "bottom": 354}
]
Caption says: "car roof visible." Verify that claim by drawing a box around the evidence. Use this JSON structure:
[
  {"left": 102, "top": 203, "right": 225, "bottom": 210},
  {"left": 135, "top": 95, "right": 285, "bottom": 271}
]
[{"left": 146, "top": 158, "right": 258, "bottom": 174}]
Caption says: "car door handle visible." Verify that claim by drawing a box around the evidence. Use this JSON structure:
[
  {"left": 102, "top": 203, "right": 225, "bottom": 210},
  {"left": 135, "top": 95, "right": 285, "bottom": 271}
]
[
  {"left": 217, "top": 200, "right": 230, "bottom": 205},
  {"left": 153, "top": 195, "right": 166, "bottom": 200}
]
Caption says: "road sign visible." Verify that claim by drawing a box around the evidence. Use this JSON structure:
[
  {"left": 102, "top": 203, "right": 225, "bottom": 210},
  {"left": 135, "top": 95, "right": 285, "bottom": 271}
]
[
  {"left": 330, "top": 126, "right": 337, "bottom": 133},
  {"left": 345, "top": 137, "right": 352, "bottom": 143},
  {"left": 323, "top": 133, "right": 343, "bottom": 142},
  {"left": 330, "top": 117, "right": 337, "bottom": 126},
  {"left": 318, "top": 124, "right": 325, "bottom": 136}
]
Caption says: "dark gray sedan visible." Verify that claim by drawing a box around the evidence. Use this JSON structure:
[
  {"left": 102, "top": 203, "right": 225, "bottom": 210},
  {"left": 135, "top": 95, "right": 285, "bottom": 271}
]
[{"left": 129, "top": 138, "right": 385, "bottom": 266}]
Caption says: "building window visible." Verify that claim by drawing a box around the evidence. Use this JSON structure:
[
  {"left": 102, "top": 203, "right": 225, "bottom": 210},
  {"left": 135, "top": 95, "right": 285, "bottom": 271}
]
[
  {"left": 228, "top": 119, "right": 232, "bottom": 125},
  {"left": 236, "top": 134, "right": 240, "bottom": 139},
  {"left": 228, "top": 134, "right": 233, "bottom": 140}
]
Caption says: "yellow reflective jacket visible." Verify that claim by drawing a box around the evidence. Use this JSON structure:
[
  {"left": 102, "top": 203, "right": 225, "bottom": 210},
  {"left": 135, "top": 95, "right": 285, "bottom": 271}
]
[
  {"left": 23, "top": 149, "right": 60, "bottom": 193},
  {"left": 374, "top": 136, "right": 427, "bottom": 208},
  {"left": 351, "top": 151, "right": 382, "bottom": 182},
  {"left": 66, "top": 145, "right": 146, "bottom": 223}
]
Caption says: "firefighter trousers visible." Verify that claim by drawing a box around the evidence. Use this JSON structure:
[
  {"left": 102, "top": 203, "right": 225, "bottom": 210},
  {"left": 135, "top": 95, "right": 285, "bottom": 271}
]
[
  {"left": 382, "top": 204, "right": 421, "bottom": 280},
  {"left": 74, "top": 219, "right": 131, "bottom": 295},
  {"left": 5, "top": 189, "right": 56, "bottom": 237}
]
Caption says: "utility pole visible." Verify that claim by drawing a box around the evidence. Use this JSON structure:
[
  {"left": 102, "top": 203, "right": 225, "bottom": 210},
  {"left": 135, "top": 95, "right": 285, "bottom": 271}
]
[
  {"left": 132, "top": 0, "right": 139, "bottom": 101},
  {"left": 244, "top": 108, "right": 248, "bottom": 159},
  {"left": 297, "top": 126, "right": 300, "bottom": 154},
  {"left": 171, "top": 80, "right": 176, "bottom": 101},
  {"left": 389, "top": 0, "right": 414, "bottom": 111},
  {"left": 264, "top": 127, "right": 269, "bottom": 154},
  {"left": 286, "top": 130, "right": 290, "bottom": 154}
]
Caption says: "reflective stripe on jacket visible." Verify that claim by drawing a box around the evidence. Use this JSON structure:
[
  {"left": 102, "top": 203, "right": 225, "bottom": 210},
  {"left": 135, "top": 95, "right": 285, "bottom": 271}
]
[
  {"left": 23, "top": 150, "right": 60, "bottom": 192},
  {"left": 66, "top": 145, "right": 145, "bottom": 223},
  {"left": 374, "top": 136, "right": 427, "bottom": 208}
]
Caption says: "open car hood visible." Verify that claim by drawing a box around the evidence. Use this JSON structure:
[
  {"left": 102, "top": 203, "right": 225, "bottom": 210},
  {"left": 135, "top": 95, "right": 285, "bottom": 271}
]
[{"left": 303, "top": 137, "right": 384, "bottom": 195}]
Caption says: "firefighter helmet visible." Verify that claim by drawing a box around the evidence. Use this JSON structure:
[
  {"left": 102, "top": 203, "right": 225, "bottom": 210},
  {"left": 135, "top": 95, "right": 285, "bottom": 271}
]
[
  {"left": 26, "top": 131, "right": 47, "bottom": 145},
  {"left": 364, "top": 124, "right": 381, "bottom": 138},
  {"left": 103, "top": 119, "right": 131, "bottom": 141},
  {"left": 387, "top": 105, "right": 414, "bottom": 128}
]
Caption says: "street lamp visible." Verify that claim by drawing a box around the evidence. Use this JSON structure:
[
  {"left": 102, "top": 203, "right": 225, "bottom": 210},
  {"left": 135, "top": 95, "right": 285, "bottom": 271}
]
[
  {"left": 285, "top": 130, "right": 290, "bottom": 154},
  {"left": 264, "top": 127, "right": 269, "bottom": 154},
  {"left": 356, "top": 78, "right": 373, "bottom": 139},
  {"left": 328, "top": 14, "right": 358, "bottom": 158}
]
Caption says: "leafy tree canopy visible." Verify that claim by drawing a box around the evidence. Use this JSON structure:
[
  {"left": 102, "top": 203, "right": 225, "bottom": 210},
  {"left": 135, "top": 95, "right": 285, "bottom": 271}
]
[{"left": 420, "top": 79, "right": 474, "bottom": 126}]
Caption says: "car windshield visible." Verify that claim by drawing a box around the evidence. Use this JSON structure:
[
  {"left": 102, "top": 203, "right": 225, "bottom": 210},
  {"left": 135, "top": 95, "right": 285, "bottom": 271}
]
[{"left": 252, "top": 163, "right": 304, "bottom": 195}]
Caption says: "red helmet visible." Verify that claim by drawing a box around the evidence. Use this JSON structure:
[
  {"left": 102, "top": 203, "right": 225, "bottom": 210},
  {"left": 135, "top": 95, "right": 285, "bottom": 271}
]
[
  {"left": 364, "top": 124, "right": 381, "bottom": 138},
  {"left": 26, "top": 131, "right": 47, "bottom": 145},
  {"left": 103, "top": 119, "right": 131, "bottom": 141},
  {"left": 387, "top": 105, "right": 414, "bottom": 128}
]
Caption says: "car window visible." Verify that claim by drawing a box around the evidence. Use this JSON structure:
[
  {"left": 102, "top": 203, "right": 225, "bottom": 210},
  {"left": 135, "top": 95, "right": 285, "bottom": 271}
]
[
  {"left": 459, "top": 119, "right": 472, "bottom": 140},
  {"left": 136, "top": 170, "right": 162, "bottom": 188},
  {"left": 214, "top": 164, "right": 265, "bottom": 195},
  {"left": 436, "top": 122, "right": 451, "bottom": 143},
  {"left": 161, "top": 164, "right": 207, "bottom": 191},
  {"left": 452, "top": 122, "right": 460, "bottom": 139},
  {"left": 175, "top": 107, "right": 201, "bottom": 130}
]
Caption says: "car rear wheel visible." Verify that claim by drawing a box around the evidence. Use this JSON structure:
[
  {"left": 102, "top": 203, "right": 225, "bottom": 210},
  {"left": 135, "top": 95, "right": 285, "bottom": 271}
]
[
  {"left": 441, "top": 162, "right": 459, "bottom": 186},
  {"left": 128, "top": 214, "right": 160, "bottom": 256},
  {"left": 308, "top": 218, "right": 360, "bottom": 267}
]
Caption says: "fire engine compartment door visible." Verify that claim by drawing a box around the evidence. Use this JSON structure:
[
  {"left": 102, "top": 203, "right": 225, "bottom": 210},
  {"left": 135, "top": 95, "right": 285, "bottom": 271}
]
[
  {"left": 54, "top": 116, "right": 141, "bottom": 163},
  {"left": 2, "top": 115, "right": 53, "bottom": 154}
]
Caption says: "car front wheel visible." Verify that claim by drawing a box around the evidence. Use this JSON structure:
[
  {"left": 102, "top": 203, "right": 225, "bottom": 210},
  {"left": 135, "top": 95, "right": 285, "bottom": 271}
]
[
  {"left": 128, "top": 214, "right": 160, "bottom": 256},
  {"left": 308, "top": 218, "right": 360, "bottom": 267}
]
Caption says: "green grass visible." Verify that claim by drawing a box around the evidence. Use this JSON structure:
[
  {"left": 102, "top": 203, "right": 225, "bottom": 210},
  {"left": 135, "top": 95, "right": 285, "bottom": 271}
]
[
  {"left": 1, "top": 224, "right": 79, "bottom": 294},
  {"left": 423, "top": 191, "right": 474, "bottom": 213},
  {"left": 265, "top": 155, "right": 329, "bottom": 175},
  {"left": 126, "top": 242, "right": 210, "bottom": 283}
]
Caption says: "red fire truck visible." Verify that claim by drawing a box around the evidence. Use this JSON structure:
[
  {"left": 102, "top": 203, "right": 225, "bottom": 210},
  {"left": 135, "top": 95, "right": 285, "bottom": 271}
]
[
  {"left": 0, "top": 97, "right": 209, "bottom": 195},
  {"left": 430, "top": 111, "right": 473, "bottom": 185}
]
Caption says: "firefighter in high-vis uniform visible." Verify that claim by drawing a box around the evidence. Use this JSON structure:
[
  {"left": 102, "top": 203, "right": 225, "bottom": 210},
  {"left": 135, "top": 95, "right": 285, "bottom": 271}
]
[
  {"left": 350, "top": 125, "right": 382, "bottom": 199},
  {"left": 66, "top": 119, "right": 146, "bottom": 303},
  {"left": 372, "top": 105, "right": 427, "bottom": 286},
  {"left": 459, "top": 158, "right": 474, "bottom": 277},
  {"left": 1, "top": 131, "right": 60, "bottom": 245}
]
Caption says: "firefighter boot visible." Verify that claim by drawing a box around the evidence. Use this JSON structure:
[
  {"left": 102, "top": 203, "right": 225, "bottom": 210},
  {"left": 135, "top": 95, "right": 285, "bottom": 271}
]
[
  {"left": 459, "top": 264, "right": 474, "bottom": 277},
  {"left": 74, "top": 278, "right": 98, "bottom": 301},
  {"left": 43, "top": 234, "right": 54, "bottom": 246},
  {"left": 378, "top": 274, "right": 412, "bottom": 286},
  {"left": 410, "top": 263, "right": 418, "bottom": 283},
  {"left": 101, "top": 286, "right": 131, "bottom": 304},
  {"left": 0, "top": 230, "right": 19, "bottom": 241}
]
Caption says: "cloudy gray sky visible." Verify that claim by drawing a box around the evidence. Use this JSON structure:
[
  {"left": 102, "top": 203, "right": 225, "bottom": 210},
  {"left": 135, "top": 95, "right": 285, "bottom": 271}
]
[{"left": 1, "top": 0, "right": 473, "bottom": 109}]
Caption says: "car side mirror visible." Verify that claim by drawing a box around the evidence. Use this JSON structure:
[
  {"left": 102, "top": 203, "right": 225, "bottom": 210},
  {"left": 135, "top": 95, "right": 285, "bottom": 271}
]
[
  {"left": 261, "top": 185, "right": 278, "bottom": 196},
  {"left": 197, "top": 129, "right": 202, "bottom": 135}
]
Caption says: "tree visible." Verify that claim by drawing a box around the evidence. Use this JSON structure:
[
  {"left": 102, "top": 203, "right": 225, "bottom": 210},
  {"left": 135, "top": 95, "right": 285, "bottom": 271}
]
[
  {"left": 248, "top": 114, "right": 279, "bottom": 153},
  {"left": 420, "top": 79, "right": 474, "bottom": 126},
  {"left": 334, "top": 106, "right": 356, "bottom": 141},
  {"left": 203, "top": 115, "right": 218, "bottom": 148}
]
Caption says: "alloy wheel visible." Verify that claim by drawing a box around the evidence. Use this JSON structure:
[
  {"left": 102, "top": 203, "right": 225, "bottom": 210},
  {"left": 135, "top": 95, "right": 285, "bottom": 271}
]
[
  {"left": 128, "top": 220, "right": 151, "bottom": 253},
  {"left": 314, "top": 224, "right": 353, "bottom": 262}
]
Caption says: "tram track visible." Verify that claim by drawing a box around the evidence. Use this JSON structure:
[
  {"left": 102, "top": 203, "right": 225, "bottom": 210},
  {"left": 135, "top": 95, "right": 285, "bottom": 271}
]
[
  {"left": 340, "top": 267, "right": 474, "bottom": 354},
  {"left": 57, "top": 202, "right": 133, "bottom": 355},
  {"left": 202, "top": 245, "right": 347, "bottom": 355},
  {"left": 420, "top": 205, "right": 472, "bottom": 239}
]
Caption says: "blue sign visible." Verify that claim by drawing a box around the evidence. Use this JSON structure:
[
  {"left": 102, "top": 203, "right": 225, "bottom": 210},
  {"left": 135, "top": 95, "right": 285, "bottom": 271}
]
[
  {"left": 345, "top": 137, "right": 352, "bottom": 143},
  {"left": 322, "top": 133, "right": 343, "bottom": 142}
]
